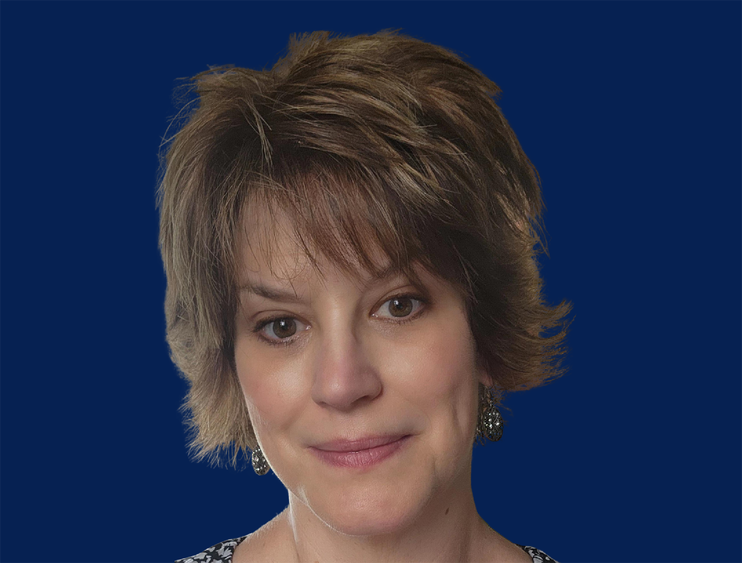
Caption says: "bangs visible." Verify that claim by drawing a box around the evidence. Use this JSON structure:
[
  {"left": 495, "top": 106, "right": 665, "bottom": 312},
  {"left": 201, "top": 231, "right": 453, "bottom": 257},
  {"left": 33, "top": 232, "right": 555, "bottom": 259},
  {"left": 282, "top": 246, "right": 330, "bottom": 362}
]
[{"left": 236, "top": 149, "right": 470, "bottom": 301}]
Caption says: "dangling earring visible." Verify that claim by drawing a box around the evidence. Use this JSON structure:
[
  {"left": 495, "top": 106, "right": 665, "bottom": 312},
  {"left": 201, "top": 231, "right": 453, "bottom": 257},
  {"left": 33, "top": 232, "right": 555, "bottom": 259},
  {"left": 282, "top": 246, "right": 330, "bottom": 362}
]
[
  {"left": 251, "top": 443, "right": 270, "bottom": 476},
  {"left": 476, "top": 385, "right": 503, "bottom": 443}
]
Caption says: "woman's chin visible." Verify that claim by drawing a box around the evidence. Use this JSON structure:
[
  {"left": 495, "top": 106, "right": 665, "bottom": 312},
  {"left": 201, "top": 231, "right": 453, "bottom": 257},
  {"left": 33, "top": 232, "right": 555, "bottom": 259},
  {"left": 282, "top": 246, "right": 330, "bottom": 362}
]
[{"left": 304, "top": 485, "right": 424, "bottom": 537}]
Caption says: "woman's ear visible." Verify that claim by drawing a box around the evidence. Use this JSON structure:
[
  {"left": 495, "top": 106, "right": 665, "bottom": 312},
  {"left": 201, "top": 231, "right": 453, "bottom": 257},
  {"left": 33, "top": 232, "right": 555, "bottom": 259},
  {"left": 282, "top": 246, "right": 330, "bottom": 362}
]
[{"left": 476, "top": 360, "right": 494, "bottom": 388}]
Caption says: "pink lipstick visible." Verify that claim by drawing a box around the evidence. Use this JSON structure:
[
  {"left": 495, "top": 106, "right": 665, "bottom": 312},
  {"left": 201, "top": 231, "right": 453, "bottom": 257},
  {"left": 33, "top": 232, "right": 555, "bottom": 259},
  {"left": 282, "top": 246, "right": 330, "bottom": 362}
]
[{"left": 310, "top": 435, "right": 411, "bottom": 469}]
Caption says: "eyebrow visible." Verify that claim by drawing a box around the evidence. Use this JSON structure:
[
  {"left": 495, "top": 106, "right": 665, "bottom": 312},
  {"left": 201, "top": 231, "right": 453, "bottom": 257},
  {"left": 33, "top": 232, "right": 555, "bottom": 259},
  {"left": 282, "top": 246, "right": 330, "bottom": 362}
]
[{"left": 239, "top": 263, "right": 405, "bottom": 303}]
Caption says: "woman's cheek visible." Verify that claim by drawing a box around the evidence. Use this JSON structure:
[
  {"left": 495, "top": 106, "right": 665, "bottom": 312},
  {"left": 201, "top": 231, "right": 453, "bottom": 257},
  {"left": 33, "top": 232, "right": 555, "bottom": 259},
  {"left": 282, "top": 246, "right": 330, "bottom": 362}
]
[
  {"left": 415, "top": 325, "right": 480, "bottom": 440},
  {"left": 416, "top": 319, "right": 477, "bottom": 394},
  {"left": 238, "top": 355, "right": 306, "bottom": 427}
]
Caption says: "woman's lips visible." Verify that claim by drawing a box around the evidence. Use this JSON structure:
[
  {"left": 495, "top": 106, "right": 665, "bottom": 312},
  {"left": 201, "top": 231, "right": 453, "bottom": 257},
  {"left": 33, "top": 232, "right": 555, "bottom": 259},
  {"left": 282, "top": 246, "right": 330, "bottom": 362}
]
[
  {"left": 309, "top": 435, "right": 412, "bottom": 469},
  {"left": 312, "top": 434, "right": 408, "bottom": 452}
]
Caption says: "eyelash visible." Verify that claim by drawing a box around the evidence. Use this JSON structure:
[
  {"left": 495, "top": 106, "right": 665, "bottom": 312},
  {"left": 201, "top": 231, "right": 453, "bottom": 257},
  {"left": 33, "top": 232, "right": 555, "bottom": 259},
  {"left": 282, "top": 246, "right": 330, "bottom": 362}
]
[{"left": 251, "top": 292, "right": 430, "bottom": 348}]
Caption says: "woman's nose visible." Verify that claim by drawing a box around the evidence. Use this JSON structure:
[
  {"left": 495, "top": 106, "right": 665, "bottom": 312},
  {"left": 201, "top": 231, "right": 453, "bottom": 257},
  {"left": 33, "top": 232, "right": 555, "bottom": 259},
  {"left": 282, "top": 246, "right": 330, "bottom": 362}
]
[{"left": 310, "top": 329, "right": 383, "bottom": 411}]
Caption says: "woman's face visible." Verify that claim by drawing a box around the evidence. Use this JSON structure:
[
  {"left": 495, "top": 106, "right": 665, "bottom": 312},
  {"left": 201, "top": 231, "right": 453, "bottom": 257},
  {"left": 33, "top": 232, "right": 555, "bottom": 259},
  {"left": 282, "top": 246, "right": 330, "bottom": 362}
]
[{"left": 234, "top": 210, "right": 490, "bottom": 536}]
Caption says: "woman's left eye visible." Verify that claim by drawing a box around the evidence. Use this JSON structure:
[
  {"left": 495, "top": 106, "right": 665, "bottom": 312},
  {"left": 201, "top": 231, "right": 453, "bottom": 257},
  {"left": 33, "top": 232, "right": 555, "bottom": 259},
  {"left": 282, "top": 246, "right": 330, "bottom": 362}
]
[{"left": 373, "top": 294, "right": 428, "bottom": 322}]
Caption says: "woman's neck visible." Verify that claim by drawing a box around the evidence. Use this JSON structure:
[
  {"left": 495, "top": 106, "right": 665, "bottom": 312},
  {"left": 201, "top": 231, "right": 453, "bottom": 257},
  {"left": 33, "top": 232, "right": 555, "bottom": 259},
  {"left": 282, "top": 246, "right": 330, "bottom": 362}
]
[{"left": 278, "top": 479, "right": 502, "bottom": 563}]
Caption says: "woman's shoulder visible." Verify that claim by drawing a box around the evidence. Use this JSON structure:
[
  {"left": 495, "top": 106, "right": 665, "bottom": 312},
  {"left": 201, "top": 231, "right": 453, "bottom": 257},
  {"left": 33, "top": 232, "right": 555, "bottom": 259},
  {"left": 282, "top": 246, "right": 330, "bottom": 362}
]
[
  {"left": 174, "top": 534, "right": 247, "bottom": 563},
  {"left": 175, "top": 511, "right": 289, "bottom": 563},
  {"left": 175, "top": 538, "right": 558, "bottom": 563},
  {"left": 514, "top": 544, "right": 560, "bottom": 563}
]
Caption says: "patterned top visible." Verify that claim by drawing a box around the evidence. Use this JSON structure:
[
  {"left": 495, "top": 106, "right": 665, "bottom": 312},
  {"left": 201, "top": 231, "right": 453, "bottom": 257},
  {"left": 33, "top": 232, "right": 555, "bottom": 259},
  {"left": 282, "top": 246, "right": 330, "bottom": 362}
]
[{"left": 175, "top": 535, "right": 559, "bottom": 563}]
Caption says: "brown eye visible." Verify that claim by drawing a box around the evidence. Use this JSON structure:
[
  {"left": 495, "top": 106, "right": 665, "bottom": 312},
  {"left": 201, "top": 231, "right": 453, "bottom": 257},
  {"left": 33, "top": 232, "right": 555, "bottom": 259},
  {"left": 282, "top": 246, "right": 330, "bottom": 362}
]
[
  {"left": 388, "top": 296, "right": 414, "bottom": 318},
  {"left": 374, "top": 294, "right": 427, "bottom": 321},
  {"left": 254, "top": 316, "right": 307, "bottom": 344},
  {"left": 270, "top": 318, "right": 297, "bottom": 338}
]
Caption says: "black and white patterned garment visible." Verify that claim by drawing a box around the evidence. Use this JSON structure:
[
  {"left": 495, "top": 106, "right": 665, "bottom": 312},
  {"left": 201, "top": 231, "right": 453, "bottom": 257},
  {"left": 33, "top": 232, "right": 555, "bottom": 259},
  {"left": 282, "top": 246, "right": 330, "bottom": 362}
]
[{"left": 175, "top": 535, "right": 559, "bottom": 563}]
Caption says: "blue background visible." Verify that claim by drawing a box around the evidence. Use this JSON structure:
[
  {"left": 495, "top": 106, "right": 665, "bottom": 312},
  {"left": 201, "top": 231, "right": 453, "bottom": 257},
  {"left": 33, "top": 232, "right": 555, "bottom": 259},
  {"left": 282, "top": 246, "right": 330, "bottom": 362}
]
[{"left": 1, "top": 2, "right": 740, "bottom": 562}]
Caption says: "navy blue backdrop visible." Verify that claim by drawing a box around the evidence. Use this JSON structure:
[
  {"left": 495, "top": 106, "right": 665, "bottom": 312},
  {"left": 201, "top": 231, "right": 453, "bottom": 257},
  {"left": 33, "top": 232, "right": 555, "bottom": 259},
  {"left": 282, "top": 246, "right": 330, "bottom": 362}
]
[{"left": 1, "top": 2, "right": 740, "bottom": 562}]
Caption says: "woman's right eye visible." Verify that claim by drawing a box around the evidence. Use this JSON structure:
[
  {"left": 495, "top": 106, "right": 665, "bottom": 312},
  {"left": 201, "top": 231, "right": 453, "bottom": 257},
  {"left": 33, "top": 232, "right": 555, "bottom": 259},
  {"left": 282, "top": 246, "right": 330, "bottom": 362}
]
[{"left": 252, "top": 316, "right": 308, "bottom": 347}]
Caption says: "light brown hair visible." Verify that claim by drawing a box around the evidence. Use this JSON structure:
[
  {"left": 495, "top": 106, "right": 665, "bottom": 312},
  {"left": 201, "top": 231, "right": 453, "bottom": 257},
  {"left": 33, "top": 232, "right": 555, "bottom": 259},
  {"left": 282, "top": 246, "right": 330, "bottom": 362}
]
[{"left": 157, "top": 29, "right": 573, "bottom": 469}]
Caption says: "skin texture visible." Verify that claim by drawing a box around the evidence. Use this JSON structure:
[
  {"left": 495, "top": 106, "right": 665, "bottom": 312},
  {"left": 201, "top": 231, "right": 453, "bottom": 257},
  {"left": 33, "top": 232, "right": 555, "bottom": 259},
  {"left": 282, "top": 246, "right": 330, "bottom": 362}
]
[{"left": 232, "top": 207, "right": 531, "bottom": 563}]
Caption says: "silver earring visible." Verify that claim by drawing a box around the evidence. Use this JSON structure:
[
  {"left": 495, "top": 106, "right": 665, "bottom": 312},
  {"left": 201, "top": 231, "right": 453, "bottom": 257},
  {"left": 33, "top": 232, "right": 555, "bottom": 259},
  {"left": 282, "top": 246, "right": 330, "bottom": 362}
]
[
  {"left": 476, "top": 386, "right": 503, "bottom": 443},
  {"left": 251, "top": 443, "right": 270, "bottom": 476}
]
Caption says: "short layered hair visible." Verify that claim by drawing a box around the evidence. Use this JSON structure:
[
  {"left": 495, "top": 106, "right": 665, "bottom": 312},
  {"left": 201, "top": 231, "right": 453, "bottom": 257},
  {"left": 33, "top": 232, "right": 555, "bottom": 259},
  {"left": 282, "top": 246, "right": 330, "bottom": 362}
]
[{"left": 157, "top": 29, "right": 573, "bottom": 469}]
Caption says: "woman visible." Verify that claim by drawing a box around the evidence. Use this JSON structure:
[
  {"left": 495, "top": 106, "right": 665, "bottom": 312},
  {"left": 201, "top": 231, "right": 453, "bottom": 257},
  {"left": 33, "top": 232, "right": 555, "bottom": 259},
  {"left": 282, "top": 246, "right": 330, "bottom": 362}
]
[{"left": 159, "top": 29, "right": 572, "bottom": 563}]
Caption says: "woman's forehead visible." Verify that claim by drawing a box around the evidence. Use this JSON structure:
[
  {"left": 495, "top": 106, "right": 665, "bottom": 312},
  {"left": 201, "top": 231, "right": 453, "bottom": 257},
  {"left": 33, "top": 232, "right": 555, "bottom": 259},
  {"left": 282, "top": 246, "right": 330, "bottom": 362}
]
[{"left": 237, "top": 202, "right": 392, "bottom": 287}]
